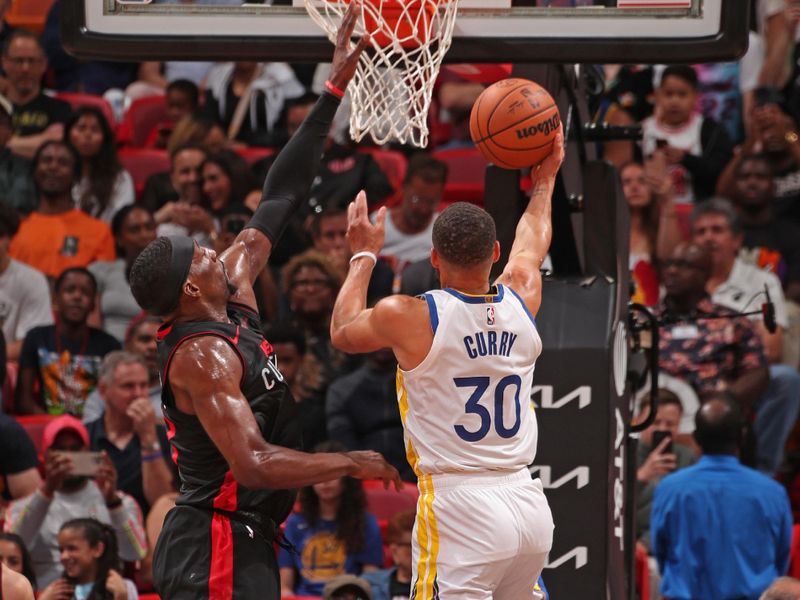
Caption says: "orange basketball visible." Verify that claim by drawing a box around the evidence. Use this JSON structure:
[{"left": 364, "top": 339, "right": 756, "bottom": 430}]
[{"left": 469, "top": 78, "right": 561, "bottom": 170}]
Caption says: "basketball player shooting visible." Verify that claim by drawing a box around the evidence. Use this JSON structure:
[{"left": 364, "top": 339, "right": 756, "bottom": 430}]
[
  {"left": 127, "top": 6, "right": 401, "bottom": 599},
  {"left": 330, "top": 128, "right": 564, "bottom": 598}
]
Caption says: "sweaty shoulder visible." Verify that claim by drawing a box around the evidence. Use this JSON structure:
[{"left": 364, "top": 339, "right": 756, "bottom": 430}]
[
  {"left": 373, "top": 294, "right": 433, "bottom": 369},
  {"left": 168, "top": 335, "right": 244, "bottom": 392}
]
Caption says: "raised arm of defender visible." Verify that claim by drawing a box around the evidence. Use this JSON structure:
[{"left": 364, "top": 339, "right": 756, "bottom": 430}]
[
  {"left": 493, "top": 128, "right": 564, "bottom": 317},
  {"left": 220, "top": 3, "right": 369, "bottom": 289}
]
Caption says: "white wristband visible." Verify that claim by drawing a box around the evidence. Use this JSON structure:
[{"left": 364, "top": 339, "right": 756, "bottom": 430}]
[{"left": 349, "top": 251, "right": 377, "bottom": 266}]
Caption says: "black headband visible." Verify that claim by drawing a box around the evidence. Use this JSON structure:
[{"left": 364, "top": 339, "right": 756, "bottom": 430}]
[{"left": 150, "top": 235, "right": 195, "bottom": 316}]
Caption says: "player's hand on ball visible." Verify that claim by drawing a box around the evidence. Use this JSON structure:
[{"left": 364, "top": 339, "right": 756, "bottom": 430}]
[
  {"left": 533, "top": 125, "right": 564, "bottom": 180},
  {"left": 347, "top": 190, "right": 386, "bottom": 257},
  {"left": 347, "top": 450, "right": 403, "bottom": 491}
]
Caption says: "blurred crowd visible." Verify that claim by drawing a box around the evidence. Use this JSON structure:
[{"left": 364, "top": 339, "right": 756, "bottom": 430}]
[{"left": 2, "top": 0, "right": 800, "bottom": 599}]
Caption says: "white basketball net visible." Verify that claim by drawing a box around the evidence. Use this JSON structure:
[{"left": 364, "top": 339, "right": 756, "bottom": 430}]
[{"left": 305, "top": 0, "right": 459, "bottom": 147}]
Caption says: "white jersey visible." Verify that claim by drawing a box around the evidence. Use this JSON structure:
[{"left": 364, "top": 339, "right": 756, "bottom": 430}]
[{"left": 397, "top": 284, "right": 542, "bottom": 476}]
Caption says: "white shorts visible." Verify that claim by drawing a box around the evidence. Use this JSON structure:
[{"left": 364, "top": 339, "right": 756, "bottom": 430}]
[{"left": 411, "top": 468, "right": 554, "bottom": 600}]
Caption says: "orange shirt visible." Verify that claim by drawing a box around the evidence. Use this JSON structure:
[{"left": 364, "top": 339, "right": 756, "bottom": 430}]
[{"left": 9, "top": 209, "right": 116, "bottom": 278}]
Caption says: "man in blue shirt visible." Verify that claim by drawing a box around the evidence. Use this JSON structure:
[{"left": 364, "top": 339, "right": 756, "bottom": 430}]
[{"left": 651, "top": 394, "right": 792, "bottom": 600}]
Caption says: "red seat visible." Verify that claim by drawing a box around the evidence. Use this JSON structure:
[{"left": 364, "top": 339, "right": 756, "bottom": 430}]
[
  {"left": 55, "top": 92, "right": 116, "bottom": 128},
  {"left": 674, "top": 203, "right": 693, "bottom": 241},
  {"left": 118, "top": 148, "right": 171, "bottom": 198},
  {"left": 138, "top": 595, "right": 160, "bottom": 600},
  {"left": 117, "top": 95, "right": 167, "bottom": 148},
  {"left": 358, "top": 148, "right": 408, "bottom": 207},
  {"left": 432, "top": 147, "right": 488, "bottom": 206},
  {"left": 6, "top": 0, "right": 54, "bottom": 34},
  {"left": 362, "top": 479, "right": 418, "bottom": 521},
  {"left": 14, "top": 414, "right": 58, "bottom": 458},
  {"left": 634, "top": 543, "right": 650, "bottom": 600},
  {"left": 235, "top": 146, "right": 276, "bottom": 166},
  {"left": 789, "top": 523, "right": 800, "bottom": 577}
]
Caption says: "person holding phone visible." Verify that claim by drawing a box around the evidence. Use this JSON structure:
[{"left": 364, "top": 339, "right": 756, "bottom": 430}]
[
  {"left": 635, "top": 391, "right": 696, "bottom": 553},
  {"left": 2, "top": 416, "right": 146, "bottom": 589}
]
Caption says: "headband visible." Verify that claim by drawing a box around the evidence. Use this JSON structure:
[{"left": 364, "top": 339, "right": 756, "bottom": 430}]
[{"left": 150, "top": 235, "right": 195, "bottom": 316}]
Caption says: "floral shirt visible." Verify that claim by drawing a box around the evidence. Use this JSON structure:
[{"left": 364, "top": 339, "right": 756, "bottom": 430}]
[{"left": 655, "top": 297, "right": 766, "bottom": 396}]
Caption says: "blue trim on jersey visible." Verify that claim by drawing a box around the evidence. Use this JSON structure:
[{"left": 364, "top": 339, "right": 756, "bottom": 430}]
[
  {"left": 506, "top": 286, "right": 537, "bottom": 326},
  {"left": 424, "top": 293, "right": 439, "bottom": 334},
  {"left": 443, "top": 285, "right": 505, "bottom": 304}
]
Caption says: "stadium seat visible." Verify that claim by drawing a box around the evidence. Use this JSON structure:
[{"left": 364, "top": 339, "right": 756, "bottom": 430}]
[
  {"left": 138, "top": 595, "right": 160, "bottom": 600},
  {"left": 789, "top": 523, "right": 800, "bottom": 578},
  {"left": 674, "top": 203, "right": 693, "bottom": 241},
  {"left": 6, "top": 0, "right": 54, "bottom": 34},
  {"left": 634, "top": 543, "right": 650, "bottom": 600},
  {"left": 362, "top": 479, "right": 419, "bottom": 521},
  {"left": 432, "top": 147, "right": 488, "bottom": 206},
  {"left": 235, "top": 146, "right": 276, "bottom": 166},
  {"left": 55, "top": 92, "right": 116, "bottom": 129},
  {"left": 358, "top": 147, "right": 407, "bottom": 207},
  {"left": 118, "top": 148, "right": 171, "bottom": 199},
  {"left": 117, "top": 95, "right": 167, "bottom": 148},
  {"left": 14, "top": 414, "right": 58, "bottom": 458}
]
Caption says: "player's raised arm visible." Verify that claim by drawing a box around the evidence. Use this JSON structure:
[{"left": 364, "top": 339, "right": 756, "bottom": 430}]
[
  {"left": 494, "top": 129, "right": 564, "bottom": 316},
  {"left": 223, "top": 2, "right": 370, "bottom": 284},
  {"left": 330, "top": 192, "right": 425, "bottom": 360}
]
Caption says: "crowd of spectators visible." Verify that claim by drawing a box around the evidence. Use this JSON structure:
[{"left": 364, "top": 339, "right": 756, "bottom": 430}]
[{"left": 0, "top": 0, "right": 799, "bottom": 598}]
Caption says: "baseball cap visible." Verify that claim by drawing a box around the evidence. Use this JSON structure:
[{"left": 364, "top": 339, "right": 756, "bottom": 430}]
[
  {"left": 322, "top": 575, "right": 373, "bottom": 600},
  {"left": 42, "top": 415, "right": 90, "bottom": 451}
]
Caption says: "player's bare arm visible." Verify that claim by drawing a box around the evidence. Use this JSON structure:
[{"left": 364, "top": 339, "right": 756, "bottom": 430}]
[
  {"left": 220, "top": 2, "right": 369, "bottom": 294},
  {"left": 494, "top": 128, "right": 564, "bottom": 316},
  {"left": 330, "top": 192, "right": 433, "bottom": 368},
  {"left": 168, "top": 335, "right": 402, "bottom": 489}
]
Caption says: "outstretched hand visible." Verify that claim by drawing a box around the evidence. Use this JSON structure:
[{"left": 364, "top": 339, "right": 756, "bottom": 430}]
[
  {"left": 347, "top": 190, "right": 386, "bottom": 257},
  {"left": 347, "top": 450, "right": 404, "bottom": 491},
  {"left": 534, "top": 126, "right": 565, "bottom": 180},
  {"left": 328, "top": 2, "right": 371, "bottom": 91}
]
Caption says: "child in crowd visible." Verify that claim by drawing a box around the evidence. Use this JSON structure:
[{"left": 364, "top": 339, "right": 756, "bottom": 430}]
[
  {"left": 38, "top": 518, "right": 138, "bottom": 600},
  {"left": 0, "top": 532, "right": 37, "bottom": 590}
]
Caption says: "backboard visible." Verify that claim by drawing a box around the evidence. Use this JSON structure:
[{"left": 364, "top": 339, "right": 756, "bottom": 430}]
[{"left": 62, "top": 0, "right": 748, "bottom": 64}]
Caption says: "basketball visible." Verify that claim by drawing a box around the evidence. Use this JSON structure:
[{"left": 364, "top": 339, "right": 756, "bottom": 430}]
[{"left": 469, "top": 78, "right": 561, "bottom": 170}]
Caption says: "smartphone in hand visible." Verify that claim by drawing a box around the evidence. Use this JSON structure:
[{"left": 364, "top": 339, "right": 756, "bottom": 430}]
[
  {"left": 651, "top": 430, "right": 674, "bottom": 454},
  {"left": 55, "top": 451, "right": 104, "bottom": 477}
]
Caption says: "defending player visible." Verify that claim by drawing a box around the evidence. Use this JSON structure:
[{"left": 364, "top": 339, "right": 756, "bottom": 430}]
[
  {"left": 330, "top": 131, "right": 564, "bottom": 599},
  {"left": 128, "top": 7, "right": 401, "bottom": 600}
]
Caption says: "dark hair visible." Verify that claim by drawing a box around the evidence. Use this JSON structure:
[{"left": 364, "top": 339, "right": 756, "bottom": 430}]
[
  {"left": 693, "top": 394, "right": 743, "bottom": 455},
  {"left": 386, "top": 508, "right": 415, "bottom": 545},
  {"left": 432, "top": 202, "right": 496, "bottom": 267},
  {"left": 59, "top": 518, "right": 121, "bottom": 600},
  {"left": 262, "top": 322, "right": 306, "bottom": 356},
  {"left": 735, "top": 153, "right": 773, "bottom": 178},
  {"left": 65, "top": 107, "right": 124, "bottom": 219},
  {"left": 620, "top": 160, "right": 660, "bottom": 257},
  {"left": 0, "top": 532, "right": 37, "bottom": 589},
  {"left": 129, "top": 237, "right": 174, "bottom": 313},
  {"left": 169, "top": 140, "right": 208, "bottom": 163},
  {"left": 32, "top": 140, "right": 81, "bottom": 184},
  {"left": 3, "top": 29, "right": 43, "bottom": 57},
  {"left": 310, "top": 206, "right": 346, "bottom": 239},
  {"left": 660, "top": 65, "right": 698, "bottom": 90},
  {"left": 166, "top": 79, "right": 200, "bottom": 109},
  {"left": 0, "top": 202, "right": 20, "bottom": 238},
  {"left": 404, "top": 153, "right": 448, "bottom": 186},
  {"left": 54, "top": 267, "right": 97, "bottom": 295},
  {"left": 285, "top": 92, "right": 320, "bottom": 112},
  {"left": 690, "top": 197, "right": 741, "bottom": 236},
  {"left": 656, "top": 389, "right": 683, "bottom": 414},
  {"left": 201, "top": 150, "right": 259, "bottom": 211},
  {"left": 124, "top": 311, "right": 161, "bottom": 346},
  {"left": 298, "top": 440, "right": 368, "bottom": 551}
]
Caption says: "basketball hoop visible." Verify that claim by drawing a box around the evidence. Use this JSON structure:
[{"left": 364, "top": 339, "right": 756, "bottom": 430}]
[{"left": 305, "top": 0, "right": 459, "bottom": 147}]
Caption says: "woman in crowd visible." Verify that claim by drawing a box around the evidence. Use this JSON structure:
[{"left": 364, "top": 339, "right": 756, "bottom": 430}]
[
  {"left": 0, "top": 533, "right": 37, "bottom": 591},
  {"left": 66, "top": 107, "right": 135, "bottom": 223},
  {"left": 89, "top": 205, "right": 157, "bottom": 342},
  {"left": 278, "top": 441, "right": 384, "bottom": 598},
  {"left": 38, "top": 518, "right": 137, "bottom": 600},
  {"left": 201, "top": 149, "right": 261, "bottom": 214},
  {"left": 621, "top": 158, "right": 683, "bottom": 306}
]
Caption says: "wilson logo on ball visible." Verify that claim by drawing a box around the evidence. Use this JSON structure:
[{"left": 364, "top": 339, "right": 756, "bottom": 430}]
[{"left": 516, "top": 114, "right": 561, "bottom": 140}]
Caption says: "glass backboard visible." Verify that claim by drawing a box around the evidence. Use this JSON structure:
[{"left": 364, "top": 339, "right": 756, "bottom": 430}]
[{"left": 62, "top": 0, "right": 747, "bottom": 64}]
